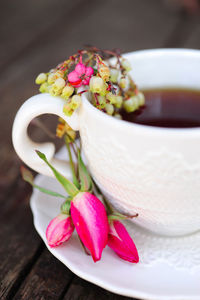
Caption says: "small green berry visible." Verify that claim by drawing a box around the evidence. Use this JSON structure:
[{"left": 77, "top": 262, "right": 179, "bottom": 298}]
[
  {"left": 48, "top": 70, "right": 64, "bottom": 85},
  {"left": 50, "top": 85, "right": 62, "bottom": 96},
  {"left": 39, "top": 82, "right": 50, "bottom": 93},
  {"left": 105, "top": 103, "right": 114, "bottom": 115},
  {"left": 132, "top": 95, "right": 140, "bottom": 107},
  {"left": 48, "top": 73, "right": 56, "bottom": 84},
  {"left": 61, "top": 85, "right": 74, "bottom": 100},
  {"left": 119, "top": 77, "right": 127, "bottom": 89},
  {"left": 123, "top": 97, "right": 138, "bottom": 113},
  {"left": 115, "top": 95, "right": 123, "bottom": 108},
  {"left": 97, "top": 95, "right": 106, "bottom": 108},
  {"left": 99, "top": 82, "right": 108, "bottom": 96},
  {"left": 63, "top": 102, "right": 74, "bottom": 116},
  {"left": 99, "top": 64, "right": 110, "bottom": 81},
  {"left": 50, "top": 77, "right": 66, "bottom": 96},
  {"left": 89, "top": 76, "right": 104, "bottom": 94},
  {"left": 137, "top": 92, "right": 145, "bottom": 106},
  {"left": 71, "top": 95, "right": 81, "bottom": 110},
  {"left": 54, "top": 78, "right": 65, "bottom": 89},
  {"left": 110, "top": 69, "right": 119, "bottom": 83},
  {"left": 106, "top": 92, "right": 117, "bottom": 104},
  {"left": 35, "top": 73, "right": 47, "bottom": 84},
  {"left": 121, "top": 59, "right": 132, "bottom": 72}
]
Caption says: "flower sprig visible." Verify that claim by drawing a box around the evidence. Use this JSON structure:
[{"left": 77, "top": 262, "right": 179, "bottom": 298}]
[
  {"left": 35, "top": 46, "right": 145, "bottom": 119},
  {"left": 21, "top": 136, "right": 139, "bottom": 263}
]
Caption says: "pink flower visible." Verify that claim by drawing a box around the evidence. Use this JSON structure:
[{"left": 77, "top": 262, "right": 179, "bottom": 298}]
[
  {"left": 68, "top": 63, "right": 94, "bottom": 87},
  {"left": 107, "top": 220, "right": 139, "bottom": 263},
  {"left": 46, "top": 213, "right": 74, "bottom": 247},
  {"left": 70, "top": 192, "right": 109, "bottom": 262}
]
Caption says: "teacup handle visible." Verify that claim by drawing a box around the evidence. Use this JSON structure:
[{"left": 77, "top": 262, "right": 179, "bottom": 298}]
[{"left": 12, "top": 93, "right": 80, "bottom": 178}]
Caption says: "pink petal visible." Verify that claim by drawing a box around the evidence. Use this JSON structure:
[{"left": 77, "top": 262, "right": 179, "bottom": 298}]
[
  {"left": 72, "top": 81, "right": 83, "bottom": 88},
  {"left": 108, "top": 220, "right": 139, "bottom": 263},
  {"left": 75, "top": 63, "right": 86, "bottom": 76},
  {"left": 85, "top": 67, "right": 94, "bottom": 76},
  {"left": 46, "top": 214, "right": 74, "bottom": 247},
  {"left": 82, "top": 77, "right": 90, "bottom": 85},
  {"left": 82, "top": 67, "right": 94, "bottom": 85},
  {"left": 71, "top": 192, "right": 108, "bottom": 262},
  {"left": 68, "top": 70, "right": 82, "bottom": 87},
  {"left": 68, "top": 70, "right": 79, "bottom": 82}
]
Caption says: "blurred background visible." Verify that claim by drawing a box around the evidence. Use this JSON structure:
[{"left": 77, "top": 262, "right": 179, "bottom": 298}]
[
  {"left": 0, "top": 0, "right": 200, "bottom": 299},
  {"left": 1, "top": 0, "right": 200, "bottom": 185}
]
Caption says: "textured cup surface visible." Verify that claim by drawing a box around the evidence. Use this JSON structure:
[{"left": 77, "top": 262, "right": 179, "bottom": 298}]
[{"left": 78, "top": 49, "right": 200, "bottom": 236}]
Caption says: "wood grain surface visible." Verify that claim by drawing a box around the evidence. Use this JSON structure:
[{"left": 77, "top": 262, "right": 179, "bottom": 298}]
[{"left": 0, "top": 0, "right": 199, "bottom": 299}]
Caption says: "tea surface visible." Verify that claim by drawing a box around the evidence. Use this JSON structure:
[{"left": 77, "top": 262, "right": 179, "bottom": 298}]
[{"left": 121, "top": 88, "right": 200, "bottom": 128}]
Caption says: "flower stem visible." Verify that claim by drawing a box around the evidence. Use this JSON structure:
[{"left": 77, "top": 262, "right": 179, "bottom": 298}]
[
  {"left": 92, "top": 180, "right": 113, "bottom": 214},
  {"left": 64, "top": 136, "right": 80, "bottom": 188},
  {"left": 71, "top": 141, "right": 78, "bottom": 158},
  {"left": 31, "top": 119, "right": 55, "bottom": 139}
]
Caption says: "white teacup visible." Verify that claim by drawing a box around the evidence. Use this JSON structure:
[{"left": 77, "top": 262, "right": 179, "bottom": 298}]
[{"left": 12, "top": 49, "right": 200, "bottom": 236}]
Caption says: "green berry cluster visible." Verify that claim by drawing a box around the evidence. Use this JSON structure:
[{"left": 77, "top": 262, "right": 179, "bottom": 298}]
[
  {"left": 35, "top": 67, "right": 79, "bottom": 117},
  {"left": 35, "top": 47, "right": 145, "bottom": 121},
  {"left": 89, "top": 56, "right": 145, "bottom": 117}
]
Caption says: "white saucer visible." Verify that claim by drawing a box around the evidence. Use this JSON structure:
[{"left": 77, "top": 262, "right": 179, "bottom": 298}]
[{"left": 30, "top": 147, "right": 200, "bottom": 300}]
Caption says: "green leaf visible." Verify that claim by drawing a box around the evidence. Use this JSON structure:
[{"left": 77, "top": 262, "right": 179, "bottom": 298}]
[
  {"left": 21, "top": 166, "right": 66, "bottom": 198},
  {"left": 36, "top": 151, "right": 79, "bottom": 197},
  {"left": 78, "top": 150, "right": 92, "bottom": 192},
  {"left": 21, "top": 166, "right": 34, "bottom": 184}
]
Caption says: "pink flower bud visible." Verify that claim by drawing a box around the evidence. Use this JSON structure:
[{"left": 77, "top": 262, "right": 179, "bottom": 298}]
[
  {"left": 82, "top": 66, "right": 94, "bottom": 85},
  {"left": 85, "top": 66, "right": 94, "bottom": 76},
  {"left": 108, "top": 220, "right": 139, "bottom": 263},
  {"left": 68, "top": 63, "right": 94, "bottom": 87},
  {"left": 46, "top": 213, "right": 74, "bottom": 247},
  {"left": 71, "top": 192, "right": 108, "bottom": 262},
  {"left": 75, "top": 63, "right": 86, "bottom": 76},
  {"left": 68, "top": 70, "right": 82, "bottom": 88}
]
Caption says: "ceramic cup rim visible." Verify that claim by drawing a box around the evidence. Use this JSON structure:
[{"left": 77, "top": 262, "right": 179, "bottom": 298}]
[{"left": 82, "top": 48, "right": 200, "bottom": 136}]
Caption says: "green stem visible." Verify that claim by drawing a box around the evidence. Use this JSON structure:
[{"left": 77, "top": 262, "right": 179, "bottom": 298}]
[
  {"left": 102, "top": 195, "right": 114, "bottom": 214},
  {"left": 73, "top": 139, "right": 80, "bottom": 156},
  {"left": 92, "top": 180, "right": 113, "bottom": 214},
  {"left": 64, "top": 136, "right": 80, "bottom": 188}
]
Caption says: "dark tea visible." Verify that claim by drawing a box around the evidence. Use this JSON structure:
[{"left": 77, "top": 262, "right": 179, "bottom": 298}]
[{"left": 121, "top": 88, "right": 200, "bottom": 128}]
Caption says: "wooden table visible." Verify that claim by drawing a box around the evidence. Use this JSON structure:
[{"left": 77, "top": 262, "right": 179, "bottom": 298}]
[{"left": 0, "top": 1, "right": 200, "bottom": 299}]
